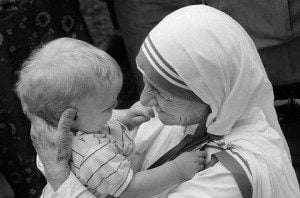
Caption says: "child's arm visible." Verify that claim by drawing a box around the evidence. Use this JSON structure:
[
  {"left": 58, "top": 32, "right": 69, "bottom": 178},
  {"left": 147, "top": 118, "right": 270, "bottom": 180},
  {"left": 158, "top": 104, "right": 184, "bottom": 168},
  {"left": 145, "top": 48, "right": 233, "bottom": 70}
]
[
  {"left": 112, "top": 108, "right": 128, "bottom": 121},
  {"left": 120, "top": 150, "right": 207, "bottom": 198},
  {"left": 112, "top": 101, "right": 154, "bottom": 130}
]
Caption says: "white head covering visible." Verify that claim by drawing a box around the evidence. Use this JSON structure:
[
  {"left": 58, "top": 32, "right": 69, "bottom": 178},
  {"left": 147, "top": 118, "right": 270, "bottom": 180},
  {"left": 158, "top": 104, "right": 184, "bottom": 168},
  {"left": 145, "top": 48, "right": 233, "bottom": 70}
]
[
  {"left": 141, "top": 5, "right": 280, "bottom": 136},
  {"left": 137, "top": 5, "right": 299, "bottom": 197}
]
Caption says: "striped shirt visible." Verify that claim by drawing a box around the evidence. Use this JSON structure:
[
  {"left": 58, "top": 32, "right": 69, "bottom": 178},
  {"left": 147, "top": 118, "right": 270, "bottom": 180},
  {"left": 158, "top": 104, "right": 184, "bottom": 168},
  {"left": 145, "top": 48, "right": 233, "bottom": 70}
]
[{"left": 70, "top": 119, "right": 135, "bottom": 197}]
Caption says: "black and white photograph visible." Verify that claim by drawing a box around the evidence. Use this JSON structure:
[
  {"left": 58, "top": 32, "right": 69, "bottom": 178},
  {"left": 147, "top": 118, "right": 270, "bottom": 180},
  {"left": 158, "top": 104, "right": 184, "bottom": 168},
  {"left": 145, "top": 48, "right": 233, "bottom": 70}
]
[{"left": 0, "top": 0, "right": 299, "bottom": 197}]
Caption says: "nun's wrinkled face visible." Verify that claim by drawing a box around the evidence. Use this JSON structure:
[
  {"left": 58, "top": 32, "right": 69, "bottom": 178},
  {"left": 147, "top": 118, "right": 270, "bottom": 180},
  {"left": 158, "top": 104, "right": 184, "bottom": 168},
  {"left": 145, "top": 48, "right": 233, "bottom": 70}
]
[{"left": 140, "top": 77, "right": 210, "bottom": 126}]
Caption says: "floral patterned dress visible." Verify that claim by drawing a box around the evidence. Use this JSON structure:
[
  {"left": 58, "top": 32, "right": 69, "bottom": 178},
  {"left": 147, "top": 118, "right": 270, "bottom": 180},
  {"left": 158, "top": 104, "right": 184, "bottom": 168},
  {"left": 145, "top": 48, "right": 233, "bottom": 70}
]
[{"left": 0, "top": 0, "right": 92, "bottom": 197}]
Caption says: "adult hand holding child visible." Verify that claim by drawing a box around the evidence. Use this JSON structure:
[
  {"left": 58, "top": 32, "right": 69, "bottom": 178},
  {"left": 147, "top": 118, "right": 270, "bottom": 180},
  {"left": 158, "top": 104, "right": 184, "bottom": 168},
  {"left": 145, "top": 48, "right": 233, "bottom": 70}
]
[{"left": 25, "top": 107, "right": 76, "bottom": 191}]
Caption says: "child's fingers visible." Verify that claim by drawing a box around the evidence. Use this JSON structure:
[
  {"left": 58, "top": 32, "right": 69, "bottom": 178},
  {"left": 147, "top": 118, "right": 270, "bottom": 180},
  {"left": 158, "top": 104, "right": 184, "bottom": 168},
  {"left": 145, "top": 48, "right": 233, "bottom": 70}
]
[
  {"left": 198, "top": 165, "right": 205, "bottom": 171},
  {"left": 196, "top": 157, "right": 206, "bottom": 164},
  {"left": 141, "top": 107, "right": 154, "bottom": 118},
  {"left": 131, "top": 115, "right": 151, "bottom": 125},
  {"left": 132, "top": 107, "right": 154, "bottom": 118},
  {"left": 194, "top": 149, "right": 207, "bottom": 158}
]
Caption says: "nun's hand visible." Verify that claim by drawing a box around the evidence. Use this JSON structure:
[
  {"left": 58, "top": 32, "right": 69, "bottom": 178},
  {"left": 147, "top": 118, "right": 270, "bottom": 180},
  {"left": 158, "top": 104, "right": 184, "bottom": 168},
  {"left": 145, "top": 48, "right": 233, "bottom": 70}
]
[{"left": 28, "top": 108, "right": 77, "bottom": 191}]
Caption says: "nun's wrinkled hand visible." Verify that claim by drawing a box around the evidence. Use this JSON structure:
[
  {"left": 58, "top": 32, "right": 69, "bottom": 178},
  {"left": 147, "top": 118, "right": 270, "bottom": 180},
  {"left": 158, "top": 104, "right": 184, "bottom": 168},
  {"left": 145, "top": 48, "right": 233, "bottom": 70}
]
[{"left": 28, "top": 108, "right": 77, "bottom": 191}]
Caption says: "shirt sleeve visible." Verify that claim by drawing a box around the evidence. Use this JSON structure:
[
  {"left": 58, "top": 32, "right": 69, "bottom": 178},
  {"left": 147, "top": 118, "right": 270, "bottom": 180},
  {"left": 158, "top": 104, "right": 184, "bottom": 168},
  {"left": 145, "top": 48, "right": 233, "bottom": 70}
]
[
  {"left": 40, "top": 172, "right": 96, "bottom": 198},
  {"left": 107, "top": 119, "right": 135, "bottom": 157},
  {"left": 37, "top": 156, "right": 95, "bottom": 198},
  {"left": 78, "top": 142, "right": 133, "bottom": 197}
]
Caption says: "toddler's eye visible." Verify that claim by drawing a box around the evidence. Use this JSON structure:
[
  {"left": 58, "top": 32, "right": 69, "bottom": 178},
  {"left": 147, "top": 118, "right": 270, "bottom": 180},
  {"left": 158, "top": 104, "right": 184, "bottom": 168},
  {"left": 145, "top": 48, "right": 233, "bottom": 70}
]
[
  {"left": 104, "top": 106, "right": 113, "bottom": 112},
  {"left": 104, "top": 101, "right": 118, "bottom": 112}
]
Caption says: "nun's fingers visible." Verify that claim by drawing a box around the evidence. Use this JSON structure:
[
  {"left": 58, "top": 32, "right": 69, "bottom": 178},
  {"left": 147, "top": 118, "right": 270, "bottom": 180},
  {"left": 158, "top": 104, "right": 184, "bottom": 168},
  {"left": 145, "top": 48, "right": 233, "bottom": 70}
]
[
  {"left": 44, "top": 108, "right": 76, "bottom": 162},
  {"left": 55, "top": 108, "right": 76, "bottom": 161},
  {"left": 30, "top": 116, "right": 55, "bottom": 153},
  {"left": 30, "top": 117, "right": 56, "bottom": 169},
  {"left": 30, "top": 108, "right": 76, "bottom": 166},
  {"left": 30, "top": 108, "right": 76, "bottom": 145},
  {"left": 30, "top": 115, "right": 51, "bottom": 144},
  {"left": 57, "top": 108, "right": 77, "bottom": 134}
]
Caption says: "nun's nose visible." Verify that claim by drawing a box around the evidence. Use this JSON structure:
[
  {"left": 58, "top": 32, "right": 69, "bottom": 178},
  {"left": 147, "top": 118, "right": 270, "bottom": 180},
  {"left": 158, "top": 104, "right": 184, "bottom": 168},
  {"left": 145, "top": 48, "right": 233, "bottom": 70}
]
[{"left": 140, "top": 86, "right": 157, "bottom": 107}]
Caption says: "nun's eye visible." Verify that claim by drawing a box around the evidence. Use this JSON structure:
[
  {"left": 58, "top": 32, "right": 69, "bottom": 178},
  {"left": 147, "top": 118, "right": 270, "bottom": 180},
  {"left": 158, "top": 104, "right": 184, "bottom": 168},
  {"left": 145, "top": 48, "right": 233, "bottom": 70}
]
[
  {"left": 160, "top": 92, "right": 173, "bottom": 101},
  {"left": 148, "top": 82, "right": 155, "bottom": 90},
  {"left": 149, "top": 88, "right": 159, "bottom": 97},
  {"left": 146, "top": 82, "right": 157, "bottom": 93}
]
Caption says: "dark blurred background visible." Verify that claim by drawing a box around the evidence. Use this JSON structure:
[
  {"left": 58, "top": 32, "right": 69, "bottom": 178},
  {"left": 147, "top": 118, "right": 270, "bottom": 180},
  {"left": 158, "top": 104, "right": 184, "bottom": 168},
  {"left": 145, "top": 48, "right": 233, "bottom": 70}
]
[
  {"left": 79, "top": 0, "right": 139, "bottom": 108},
  {"left": 0, "top": 1, "right": 139, "bottom": 198}
]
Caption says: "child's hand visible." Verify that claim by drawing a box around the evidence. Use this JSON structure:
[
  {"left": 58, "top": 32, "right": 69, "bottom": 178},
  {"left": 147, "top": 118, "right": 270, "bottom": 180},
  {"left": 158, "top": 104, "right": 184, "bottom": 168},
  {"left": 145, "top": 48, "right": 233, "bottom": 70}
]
[
  {"left": 126, "top": 101, "right": 155, "bottom": 130},
  {"left": 172, "top": 150, "right": 207, "bottom": 181}
]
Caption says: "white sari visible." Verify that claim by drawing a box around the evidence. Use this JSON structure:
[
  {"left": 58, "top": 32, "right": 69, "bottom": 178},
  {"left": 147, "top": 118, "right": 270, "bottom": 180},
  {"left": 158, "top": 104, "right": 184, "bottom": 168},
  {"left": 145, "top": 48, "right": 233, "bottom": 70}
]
[{"left": 135, "top": 5, "right": 299, "bottom": 198}]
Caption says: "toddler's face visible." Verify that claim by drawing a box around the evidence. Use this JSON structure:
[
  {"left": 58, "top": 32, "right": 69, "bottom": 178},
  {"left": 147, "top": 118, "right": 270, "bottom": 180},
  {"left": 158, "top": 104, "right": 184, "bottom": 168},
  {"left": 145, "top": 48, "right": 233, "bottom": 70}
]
[{"left": 72, "top": 81, "right": 122, "bottom": 133}]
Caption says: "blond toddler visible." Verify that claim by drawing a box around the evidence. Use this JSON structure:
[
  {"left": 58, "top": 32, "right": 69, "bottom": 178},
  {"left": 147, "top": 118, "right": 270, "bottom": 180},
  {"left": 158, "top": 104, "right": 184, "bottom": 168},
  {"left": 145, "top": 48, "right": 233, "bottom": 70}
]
[{"left": 16, "top": 38, "right": 206, "bottom": 198}]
